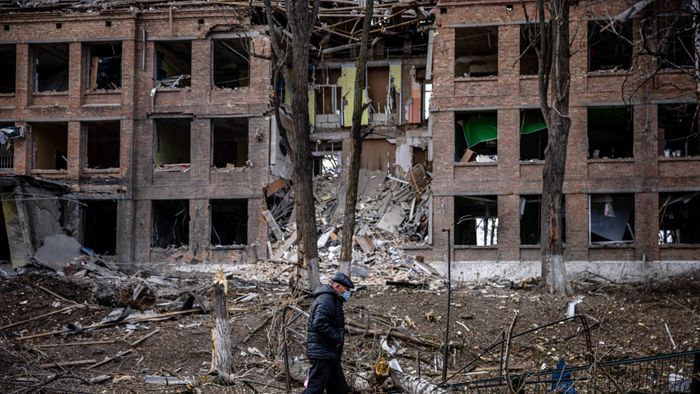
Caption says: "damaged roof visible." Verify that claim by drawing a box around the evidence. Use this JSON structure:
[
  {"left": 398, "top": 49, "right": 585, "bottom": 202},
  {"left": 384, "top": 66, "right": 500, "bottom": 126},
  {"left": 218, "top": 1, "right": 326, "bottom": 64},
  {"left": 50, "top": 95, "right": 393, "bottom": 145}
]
[{"left": 0, "top": 0, "right": 251, "bottom": 13}]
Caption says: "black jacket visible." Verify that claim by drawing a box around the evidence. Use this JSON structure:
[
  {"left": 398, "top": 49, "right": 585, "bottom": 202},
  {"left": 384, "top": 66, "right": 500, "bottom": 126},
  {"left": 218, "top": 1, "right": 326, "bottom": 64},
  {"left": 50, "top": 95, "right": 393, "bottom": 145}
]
[{"left": 306, "top": 284, "right": 345, "bottom": 360}]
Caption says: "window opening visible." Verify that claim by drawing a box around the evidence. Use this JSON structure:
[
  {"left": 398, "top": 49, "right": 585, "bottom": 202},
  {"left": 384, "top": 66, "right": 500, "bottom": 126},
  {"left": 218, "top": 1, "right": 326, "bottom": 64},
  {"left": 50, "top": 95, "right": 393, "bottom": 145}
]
[
  {"left": 588, "top": 20, "right": 632, "bottom": 72},
  {"left": 588, "top": 106, "right": 633, "bottom": 159},
  {"left": 213, "top": 38, "right": 250, "bottom": 88},
  {"left": 212, "top": 118, "right": 248, "bottom": 168},
  {"left": 86, "top": 120, "right": 120, "bottom": 169},
  {"left": 658, "top": 103, "right": 699, "bottom": 157},
  {"left": 155, "top": 41, "right": 191, "bottom": 88},
  {"left": 590, "top": 193, "right": 635, "bottom": 244},
  {"left": 520, "top": 109, "right": 548, "bottom": 161},
  {"left": 455, "top": 195, "right": 498, "bottom": 246},
  {"left": 210, "top": 199, "right": 248, "bottom": 246},
  {"left": 152, "top": 200, "right": 189, "bottom": 248},
  {"left": 87, "top": 43, "right": 122, "bottom": 90},
  {"left": 455, "top": 26, "right": 499, "bottom": 77},
  {"left": 0, "top": 45, "right": 16, "bottom": 94},
  {"left": 33, "top": 43, "right": 69, "bottom": 92},
  {"left": 659, "top": 192, "right": 700, "bottom": 244},
  {"left": 520, "top": 24, "right": 539, "bottom": 75},
  {"left": 32, "top": 122, "right": 68, "bottom": 170},
  {"left": 154, "top": 119, "right": 190, "bottom": 168},
  {"left": 455, "top": 111, "right": 498, "bottom": 162}
]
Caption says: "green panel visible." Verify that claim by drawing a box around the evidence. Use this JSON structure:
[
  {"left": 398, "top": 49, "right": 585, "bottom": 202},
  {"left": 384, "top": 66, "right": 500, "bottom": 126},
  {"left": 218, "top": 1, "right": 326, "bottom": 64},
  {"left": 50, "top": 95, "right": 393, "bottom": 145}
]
[
  {"left": 389, "top": 63, "right": 402, "bottom": 94},
  {"left": 463, "top": 115, "right": 497, "bottom": 148},
  {"left": 340, "top": 65, "right": 368, "bottom": 127},
  {"left": 521, "top": 112, "right": 548, "bottom": 135}
]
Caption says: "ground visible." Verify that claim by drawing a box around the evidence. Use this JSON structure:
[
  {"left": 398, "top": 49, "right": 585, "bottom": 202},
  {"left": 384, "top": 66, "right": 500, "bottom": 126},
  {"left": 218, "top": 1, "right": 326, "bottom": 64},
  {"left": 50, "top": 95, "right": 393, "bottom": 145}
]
[{"left": 0, "top": 268, "right": 699, "bottom": 393}]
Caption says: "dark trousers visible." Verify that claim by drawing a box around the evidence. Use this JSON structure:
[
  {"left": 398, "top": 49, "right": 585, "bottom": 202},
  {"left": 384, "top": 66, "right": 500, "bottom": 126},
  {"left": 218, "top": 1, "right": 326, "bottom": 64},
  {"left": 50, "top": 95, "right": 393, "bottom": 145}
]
[{"left": 302, "top": 358, "right": 348, "bottom": 394}]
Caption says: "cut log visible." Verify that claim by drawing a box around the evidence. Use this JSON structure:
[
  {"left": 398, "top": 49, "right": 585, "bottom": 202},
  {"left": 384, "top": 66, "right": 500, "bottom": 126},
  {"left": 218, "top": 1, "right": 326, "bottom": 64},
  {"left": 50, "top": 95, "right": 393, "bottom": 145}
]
[
  {"left": 210, "top": 269, "right": 235, "bottom": 384},
  {"left": 390, "top": 359, "right": 448, "bottom": 394}
]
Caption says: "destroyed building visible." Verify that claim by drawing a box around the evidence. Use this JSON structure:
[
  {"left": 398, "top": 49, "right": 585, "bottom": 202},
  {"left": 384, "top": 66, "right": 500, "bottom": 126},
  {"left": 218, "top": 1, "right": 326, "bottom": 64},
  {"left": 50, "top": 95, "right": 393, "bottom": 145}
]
[
  {"left": 1, "top": 0, "right": 700, "bottom": 281},
  {"left": 0, "top": 0, "right": 271, "bottom": 269}
]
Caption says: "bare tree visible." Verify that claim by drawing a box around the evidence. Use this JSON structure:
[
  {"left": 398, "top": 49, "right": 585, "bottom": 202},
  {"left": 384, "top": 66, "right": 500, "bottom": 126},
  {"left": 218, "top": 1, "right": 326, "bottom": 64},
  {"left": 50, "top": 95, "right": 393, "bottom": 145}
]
[
  {"left": 530, "top": 0, "right": 573, "bottom": 295},
  {"left": 264, "top": 0, "right": 321, "bottom": 291},
  {"left": 339, "top": 0, "right": 374, "bottom": 275}
]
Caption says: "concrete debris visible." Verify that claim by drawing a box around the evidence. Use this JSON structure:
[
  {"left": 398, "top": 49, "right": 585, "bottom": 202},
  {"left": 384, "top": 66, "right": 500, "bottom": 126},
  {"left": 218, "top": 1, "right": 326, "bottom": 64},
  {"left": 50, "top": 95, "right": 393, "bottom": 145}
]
[{"left": 32, "top": 234, "right": 81, "bottom": 272}]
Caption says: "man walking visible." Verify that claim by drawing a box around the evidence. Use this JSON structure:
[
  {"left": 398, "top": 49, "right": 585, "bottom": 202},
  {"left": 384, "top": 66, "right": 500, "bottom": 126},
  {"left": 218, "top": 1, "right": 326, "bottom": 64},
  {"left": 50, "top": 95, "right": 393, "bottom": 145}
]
[{"left": 303, "top": 272, "right": 354, "bottom": 394}]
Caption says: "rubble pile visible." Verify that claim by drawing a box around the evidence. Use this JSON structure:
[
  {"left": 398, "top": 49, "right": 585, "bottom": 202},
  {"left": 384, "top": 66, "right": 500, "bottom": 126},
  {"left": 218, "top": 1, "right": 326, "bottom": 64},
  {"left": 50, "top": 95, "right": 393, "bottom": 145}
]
[{"left": 269, "top": 164, "right": 440, "bottom": 288}]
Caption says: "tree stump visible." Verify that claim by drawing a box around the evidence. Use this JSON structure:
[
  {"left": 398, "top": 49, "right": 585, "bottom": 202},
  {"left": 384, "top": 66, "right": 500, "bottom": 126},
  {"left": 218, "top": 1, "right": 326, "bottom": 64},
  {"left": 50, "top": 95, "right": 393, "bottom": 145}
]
[{"left": 210, "top": 269, "right": 235, "bottom": 384}]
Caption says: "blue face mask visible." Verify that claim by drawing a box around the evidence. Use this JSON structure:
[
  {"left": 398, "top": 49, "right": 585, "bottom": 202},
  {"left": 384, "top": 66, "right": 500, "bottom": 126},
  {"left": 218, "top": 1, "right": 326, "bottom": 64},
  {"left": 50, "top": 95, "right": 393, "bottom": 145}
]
[{"left": 342, "top": 291, "right": 351, "bottom": 301}]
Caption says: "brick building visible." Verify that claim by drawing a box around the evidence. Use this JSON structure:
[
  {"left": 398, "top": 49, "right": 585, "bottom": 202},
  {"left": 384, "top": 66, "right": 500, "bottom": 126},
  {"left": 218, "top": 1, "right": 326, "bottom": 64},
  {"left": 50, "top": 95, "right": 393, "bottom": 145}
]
[
  {"left": 1, "top": 0, "right": 699, "bottom": 280},
  {"left": 0, "top": 0, "right": 271, "bottom": 269},
  {"left": 429, "top": 0, "right": 700, "bottom": 280}
]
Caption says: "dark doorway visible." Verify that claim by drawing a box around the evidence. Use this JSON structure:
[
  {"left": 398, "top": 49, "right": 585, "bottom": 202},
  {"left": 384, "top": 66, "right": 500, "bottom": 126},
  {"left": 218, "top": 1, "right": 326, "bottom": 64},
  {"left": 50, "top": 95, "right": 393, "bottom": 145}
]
[
  {"left": 210, "top": 199, "right": 248, "bottom": 246},
  {"left": 152, "top": 200, "right": 190, "bottom": 248},
  {"left": 82, "top": 200, "right": 117, "bottom": 255}
]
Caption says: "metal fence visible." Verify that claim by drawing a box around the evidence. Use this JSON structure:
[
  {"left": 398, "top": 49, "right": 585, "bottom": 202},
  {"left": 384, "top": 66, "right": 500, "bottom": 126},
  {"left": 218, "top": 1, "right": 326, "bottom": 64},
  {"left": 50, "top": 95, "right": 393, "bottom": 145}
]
[
  {"left": 0, "top": 144, "right": 13, "bottom": 169},
  {"left": 447, "top": 349, "right": 700, "bottom": 393}
]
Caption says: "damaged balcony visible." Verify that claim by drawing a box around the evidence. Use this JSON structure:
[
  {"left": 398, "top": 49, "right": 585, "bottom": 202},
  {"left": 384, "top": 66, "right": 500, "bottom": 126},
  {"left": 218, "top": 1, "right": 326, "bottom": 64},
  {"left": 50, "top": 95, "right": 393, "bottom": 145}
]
[
  {"left": 154, "top": 41, "right": 191, "bottom": 89},
  {"left": 31, "top": 122, "right": 68, "bottom": 174},
  {"left": 152, "top": 199, "right": 189, "bottom": 250},
  {"left": 589, "top": 193, "right": 635, "bottom": 246},
  {"left": 0, "top": 123, "right": 15, "bottom": 172},
  {"left": 0, "top": 44, "right": 16, "bottom": 96},
  {"left": 153, "top": 118, "right": 191, "bottom": 174},
  {"left": 84, "top": 120, "right": 120, "bottom": 175},
  {"left": 211, "top": 118, "right": 249, "bottom": 173},
  {"left": 210, "top": 199, "right": 247, "bottom": 248},
  {"left": 659, "top": 192, "right": 700, "bottom": 246},
  {"left": 212, "top": 38, "right": 250, "bottom": 89},
  {"left": 454, "top": 195, "right": 498, "bottom": 247}
]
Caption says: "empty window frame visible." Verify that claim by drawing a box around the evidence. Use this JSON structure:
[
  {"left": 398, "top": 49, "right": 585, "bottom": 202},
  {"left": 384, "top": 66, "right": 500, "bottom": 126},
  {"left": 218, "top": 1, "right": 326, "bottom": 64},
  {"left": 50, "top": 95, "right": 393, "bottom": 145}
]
[
  {"left": 658, "top": 103, "right": 699, "bottom": 157},
  {"left": 590, "top": 193, "right": 635, "bottom": 244},
  {"left": 152, "top": 200, "right": 190, "bottom": 248},
  {"left": 82, "top": 200, "right": 117, "bottom": 255},
  {"left": 154, "top": 41, "right": 191, "bottom": 88},
  {"left": 588, "top": 20, "right": 632, "bottom": 72},
  {"left": 455, "top": 195, "right": 498, "bottom": 246},
  {"left": 314, "top": 68, "right": 342, "bottom": 115},
  {"left": 0, "top": 123, "right": 14, "bottom": 169},
  {"left": 520, "top": 109, "right": 548, "bottom": 161},
  {"left": 85, "top": 121, "right": 120, "bottom": 169},
  {"left": 659, "top": 192, "right": 700, "bottom": 244},
  {"left": 33, "top": 43, "right": 69, "bottom": 92},
  {"left": 32, "top": 122, "right": 68, "bottom": 170},
  {"left": 658, "top": 15, "right": 693, "bottom": 69},
  {"left": 455, "top": 111, "right": 498, "bottom": 162},
  {"left": 367, "top": 66, "right": 392, "bottom": 116},
  {"left": 212, "top": 38, "right": 250, "bottom": 88},
  {"left": 210, "top": 199, "right": 248, "bottom": 246},
  {"left": 154, "top": 119, "right": 191, "bottom": 166},
  {"left": 0, "top": 45, "right": 16, "bottom": 94},
  {"left": 212, "top": 118, "right": 248, "bottom": 168},
  {"left": 455, "top": 26, "right": 498, "bottom": 78},
  {"left": 520, "top": 194, "right": 566, "bottom": 245},
  {"left": 588, "top": 106, "right": 633, "bottom": 159},
  {"left": 520, "top": 24, "right": 539, "bottom": 76},
  {"left": 86, "top": 43, "right": 122, "bottom": 90}
]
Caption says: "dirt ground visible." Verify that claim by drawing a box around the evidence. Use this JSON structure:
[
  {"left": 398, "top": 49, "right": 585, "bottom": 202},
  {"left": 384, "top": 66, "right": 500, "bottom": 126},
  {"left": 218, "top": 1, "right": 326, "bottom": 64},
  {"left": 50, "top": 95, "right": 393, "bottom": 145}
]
[{"left": 1, "top": 268, "right": 699, "bottom": 393}]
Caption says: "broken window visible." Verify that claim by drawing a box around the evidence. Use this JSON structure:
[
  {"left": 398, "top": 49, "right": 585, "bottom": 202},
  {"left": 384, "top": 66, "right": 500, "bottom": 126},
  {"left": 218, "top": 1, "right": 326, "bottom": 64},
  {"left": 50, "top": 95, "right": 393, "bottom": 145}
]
[
  {"left": 314, "top": 68, "right": 342, "bottom": 115},
  {"left": 455, "top": 111, "right": 498, "bottom": 162},
  {"left": 588, "top": 106, "right": 633, "bottom": 159},
  {"left": 590, "top": 193, "right": 635, "bottom": 245},
  {"left": 0, "top": 123, "right": 14, "bottom": 169},
  {"left": 658, "top": 15, "right": 694, "bottom": 69},
  {"left": 152, "top": 200, "right": 189, "bottom": 248},
  {"left": 588, "top": 20, "right": 632, "bottom": 72},
  {"left": 658, "top": 103, "right": 699, "bottom": 157},
  {"left": 520, "top": 109, "right": 548, "bottom": 161},
  {"left": 86, "top": 43, "right": 121, "bottom": 90},
  {"left": 82, "top": 200, "right": 117, "bottom": 255},
  {"left": 520, "top": 24, "right": 539, "bottom": 76},
  {"left": 314, "top": 154, "right": 339, "bottom": 176},
  {"left": 32, "top": 122, "right": 68, "bottom": 170},
  {"left": 212, "top": 38, "right": 250, "bottom": 89},
  {"left": 85, "top": 120, "right": 120, "bottom": 169},
  {"left": 0, "top": 45, "right": 16, "bottom": 94},
  {"left": 33, "top": 43, "right": 69, "bottom": 92},
  {"left": 210, "top": 199, "right": 247, "bottom": 246},
  {"left": 455, "top": 195, "right": 498, "bottom": 246},
  {"left": 212, "top": 118, "right": 248, "bottom": 168},
  {"left": 659, "top": 192, "right": 700, "bottom": 244},
  {"left": 454, "top": 26, "right": 498, "bottom": 78},
  {"left": 520, "top": 195, "right": 566, "bottom": 245},
  {"left": 154, "top": 41, "right": 191, "bottom": 88},
  {"left": 154, "top": 119, "right": 190, "bottom": 167}
]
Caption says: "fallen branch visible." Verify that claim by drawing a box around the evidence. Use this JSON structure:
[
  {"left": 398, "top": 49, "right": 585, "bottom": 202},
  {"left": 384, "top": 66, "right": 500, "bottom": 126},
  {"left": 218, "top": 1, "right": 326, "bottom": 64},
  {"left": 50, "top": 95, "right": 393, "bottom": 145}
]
[
  {"left": 0, "top": 305, "right": 83, "bottom": 331},
  {"left": 36, "top": 340, "right": 116, "bottom": 348},
  {"left": 131, "top": 329, "right": 160, "bottom": 347},
  {"left": 346, "top": 324, "right": 440, "bottom": 348},
  {"left": 40, "top": 359, "right": 97, "bottom": 369},
  {"left": 87, "top": 349, "right": 133, "bottom": 369}
]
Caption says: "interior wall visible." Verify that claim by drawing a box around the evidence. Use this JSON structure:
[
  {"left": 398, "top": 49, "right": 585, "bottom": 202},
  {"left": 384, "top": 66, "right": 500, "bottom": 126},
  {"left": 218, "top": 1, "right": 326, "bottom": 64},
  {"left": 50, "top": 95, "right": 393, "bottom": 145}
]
[
  {"left": 361, "top": 139, "right": 395, "bottom": 171},
  {"left": 32, "top": 122, "right": 68, "bottom": 170}
]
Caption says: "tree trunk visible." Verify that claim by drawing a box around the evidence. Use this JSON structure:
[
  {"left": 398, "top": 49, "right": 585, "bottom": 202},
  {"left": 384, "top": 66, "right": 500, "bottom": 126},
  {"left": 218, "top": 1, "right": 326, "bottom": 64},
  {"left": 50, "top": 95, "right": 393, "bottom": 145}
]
[
  {"left": 539, "top": 0, "right": 572, "bottom": 295},
  {"left": 210, "top": 269, "right": 234, "bottom": 384},
  {"left": 339, "top": 0, "right": 374, "bottom": 275},
  {"left": 287, "top": 0, "right": 321, "bottom": 291}
]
